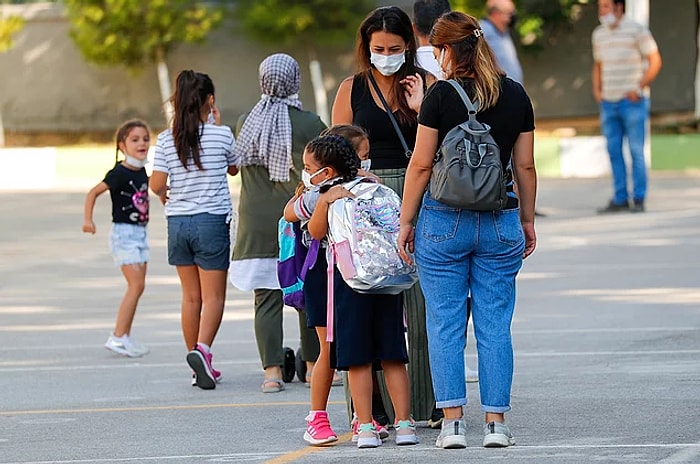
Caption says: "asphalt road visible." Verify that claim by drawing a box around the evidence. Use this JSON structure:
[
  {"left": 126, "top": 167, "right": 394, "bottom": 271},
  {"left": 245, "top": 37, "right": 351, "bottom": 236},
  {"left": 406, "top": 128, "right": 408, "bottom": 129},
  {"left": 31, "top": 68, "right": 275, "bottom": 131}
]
[{"left": 1, "top": 173, "right": 699, "bottom": 463}]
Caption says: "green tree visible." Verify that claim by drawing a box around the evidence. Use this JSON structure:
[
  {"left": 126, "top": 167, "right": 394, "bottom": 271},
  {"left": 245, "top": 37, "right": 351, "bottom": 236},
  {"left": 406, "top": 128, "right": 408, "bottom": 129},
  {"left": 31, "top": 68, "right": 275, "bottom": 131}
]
[
  {"left": 0, "top": 8, "right": 24, "bottom": 146},
  {"left": 452, "top": 0, "right": 588, "bottom": 50},
  {"left": 233, "top": 0, "right": 376, "bottom": 123},
  {"left": 64, "top": 0, "right": 223, "bottom": 124}
]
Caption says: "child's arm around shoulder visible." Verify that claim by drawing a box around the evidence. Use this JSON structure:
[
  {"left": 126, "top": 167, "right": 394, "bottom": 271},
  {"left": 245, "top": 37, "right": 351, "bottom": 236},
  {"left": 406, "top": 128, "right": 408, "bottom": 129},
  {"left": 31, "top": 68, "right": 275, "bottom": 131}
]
[
  {"left": 307, "top": 185, "right": 355, "bottom": 240},
  {"left": 283, "top": 182, "right": 312, "bottom": 222},
  {"left": 82, "top": 181, "right": 110, "bottom": 234}
]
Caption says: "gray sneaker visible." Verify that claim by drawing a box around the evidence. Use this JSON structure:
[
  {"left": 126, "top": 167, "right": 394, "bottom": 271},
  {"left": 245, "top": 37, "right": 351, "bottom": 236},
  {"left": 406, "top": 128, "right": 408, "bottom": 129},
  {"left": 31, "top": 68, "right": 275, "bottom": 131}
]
[
  {"left": 435, "top": 420, "right": 467, "bottom": 449},
  {"left": 483, "top": 421, "right": 515, "bottom": 447}
]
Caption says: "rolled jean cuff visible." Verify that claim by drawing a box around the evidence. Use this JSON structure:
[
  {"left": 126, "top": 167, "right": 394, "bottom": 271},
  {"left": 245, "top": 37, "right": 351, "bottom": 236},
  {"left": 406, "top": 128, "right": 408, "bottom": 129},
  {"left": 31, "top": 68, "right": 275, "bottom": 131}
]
[
  {"left": 481, "top": 404, "right": 511, "bottom": 414},
  {"left": 436, "top": 397, "right": 467, "bottom": 409}
]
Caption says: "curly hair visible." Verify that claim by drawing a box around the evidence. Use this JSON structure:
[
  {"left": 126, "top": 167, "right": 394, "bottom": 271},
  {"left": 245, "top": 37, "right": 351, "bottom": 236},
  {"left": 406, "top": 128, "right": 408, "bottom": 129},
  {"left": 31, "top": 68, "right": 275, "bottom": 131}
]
[{"left": 304, "top": 135, "right": 360, "bottom": 193}]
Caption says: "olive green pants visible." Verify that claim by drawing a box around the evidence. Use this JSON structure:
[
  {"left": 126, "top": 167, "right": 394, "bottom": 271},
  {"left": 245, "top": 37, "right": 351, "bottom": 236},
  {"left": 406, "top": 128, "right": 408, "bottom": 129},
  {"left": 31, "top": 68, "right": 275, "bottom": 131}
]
[{"left": 253, "top": 289, "right": 320, "bottom": 369}]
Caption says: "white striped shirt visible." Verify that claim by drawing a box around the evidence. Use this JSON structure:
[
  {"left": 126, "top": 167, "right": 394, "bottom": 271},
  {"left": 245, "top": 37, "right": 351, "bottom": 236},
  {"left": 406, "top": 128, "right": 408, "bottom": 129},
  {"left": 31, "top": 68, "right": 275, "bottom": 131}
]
[
  {"left": 153, "top": 124, "right": 238, "bottom": 217},
  {"left": 592, "top": 16, "right": 658, "bottom": 101}
]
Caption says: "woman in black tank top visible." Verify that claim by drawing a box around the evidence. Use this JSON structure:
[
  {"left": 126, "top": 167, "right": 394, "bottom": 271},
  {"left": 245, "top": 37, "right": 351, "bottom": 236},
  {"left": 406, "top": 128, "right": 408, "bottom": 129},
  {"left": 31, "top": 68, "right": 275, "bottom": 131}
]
[
  {"left": 330, "top": 5, "right": 438, "bottom": 428},
  {"left": 332, "top": 6, "right": 435, "bottom": 173}
]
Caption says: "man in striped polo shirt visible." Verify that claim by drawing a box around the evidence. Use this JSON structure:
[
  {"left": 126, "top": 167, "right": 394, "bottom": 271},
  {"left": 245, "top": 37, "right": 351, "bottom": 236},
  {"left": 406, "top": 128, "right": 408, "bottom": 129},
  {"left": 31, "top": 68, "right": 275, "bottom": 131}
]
[{"left": 592, "top": 0, "right": 662, "bottom": 214}]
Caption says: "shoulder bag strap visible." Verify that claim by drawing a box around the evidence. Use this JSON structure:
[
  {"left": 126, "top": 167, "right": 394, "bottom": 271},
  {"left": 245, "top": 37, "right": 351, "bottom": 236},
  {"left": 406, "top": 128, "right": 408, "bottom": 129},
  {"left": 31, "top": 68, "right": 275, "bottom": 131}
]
[{"left": 367, "top": 72, "right": 412, "bottom": 159}]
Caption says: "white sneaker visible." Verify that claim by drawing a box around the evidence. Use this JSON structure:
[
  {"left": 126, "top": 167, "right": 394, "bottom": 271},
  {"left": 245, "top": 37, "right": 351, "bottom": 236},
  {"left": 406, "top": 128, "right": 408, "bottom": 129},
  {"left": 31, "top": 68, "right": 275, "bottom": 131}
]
[
  {"left": 104, "top": 334, "right": 148, "bottom": 357},
  {"left": 483, "top": 421, "right": 515, "bottom": 447},
  {"left": 123, "top": 335, "right": 149, "bottom": 356},
  {"left": 436, "top": 420, "right": 467, "bottom": 449}
]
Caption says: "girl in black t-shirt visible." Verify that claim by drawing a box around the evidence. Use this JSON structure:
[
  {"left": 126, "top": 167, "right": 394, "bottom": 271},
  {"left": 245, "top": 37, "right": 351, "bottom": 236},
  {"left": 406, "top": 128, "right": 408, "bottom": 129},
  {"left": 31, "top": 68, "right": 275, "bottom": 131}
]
[
  {"left": 397, "top": 11, "right": 537, "bottom": 450},
  {"left": 82, "top": 119, "right": 151, "bottom": 358}
]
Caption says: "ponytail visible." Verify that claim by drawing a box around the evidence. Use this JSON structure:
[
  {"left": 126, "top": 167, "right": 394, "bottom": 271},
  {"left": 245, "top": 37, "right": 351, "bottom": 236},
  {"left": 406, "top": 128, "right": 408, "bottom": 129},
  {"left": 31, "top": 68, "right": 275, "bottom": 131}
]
[{"left": 170, "top": 70, "right": 215, "bottom": 169}]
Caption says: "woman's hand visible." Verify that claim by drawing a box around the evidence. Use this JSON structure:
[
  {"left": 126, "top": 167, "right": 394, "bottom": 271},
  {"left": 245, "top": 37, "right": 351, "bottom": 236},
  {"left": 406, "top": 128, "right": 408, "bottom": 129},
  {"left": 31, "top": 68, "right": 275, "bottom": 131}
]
[
  {"left": 397, "top": 224, "right": 415, "bottom": 264},
  {"left": 522, "top": 221, "right": 536, "bottom": 258},
  {"left": 400, "top": 73, "right": 425, "bottom": 113}
]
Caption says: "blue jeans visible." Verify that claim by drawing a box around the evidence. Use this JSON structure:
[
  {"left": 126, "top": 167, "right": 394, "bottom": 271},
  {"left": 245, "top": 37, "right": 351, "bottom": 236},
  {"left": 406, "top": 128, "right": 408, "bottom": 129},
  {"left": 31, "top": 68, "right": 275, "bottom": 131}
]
[
  {"left": 415, "top": 193, "right": 524, "bottom": 413},
  {"left": 600, "top": 97, "right": 649, "bottom": 203}
]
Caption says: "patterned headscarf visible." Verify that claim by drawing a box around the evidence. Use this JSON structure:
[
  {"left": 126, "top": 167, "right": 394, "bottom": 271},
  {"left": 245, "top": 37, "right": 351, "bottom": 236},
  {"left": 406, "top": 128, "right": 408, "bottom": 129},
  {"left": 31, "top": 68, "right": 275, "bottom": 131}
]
[{"left": 234, "top": 53, "right": 303, "bottom": 182}]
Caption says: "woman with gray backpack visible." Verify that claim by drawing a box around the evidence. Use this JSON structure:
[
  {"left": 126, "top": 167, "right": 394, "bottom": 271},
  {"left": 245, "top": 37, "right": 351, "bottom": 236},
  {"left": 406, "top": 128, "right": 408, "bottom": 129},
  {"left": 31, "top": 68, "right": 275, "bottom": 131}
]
[{"left": 397, "top": 11, "right": 537, "bottom": 449}]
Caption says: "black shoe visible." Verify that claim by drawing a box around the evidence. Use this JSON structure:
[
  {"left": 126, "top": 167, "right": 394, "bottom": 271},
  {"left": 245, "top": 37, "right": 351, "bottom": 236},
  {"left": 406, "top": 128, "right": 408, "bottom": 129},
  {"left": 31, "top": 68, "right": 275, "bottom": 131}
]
[
  {"left": 597, "top": 200, "right": 629, "bottom": 214},
  {"left": 630, "top": 199, "right": 645, "bottom": 213},
  {"left": 427, "top": 406, "right": 444, "bottom": 429}
]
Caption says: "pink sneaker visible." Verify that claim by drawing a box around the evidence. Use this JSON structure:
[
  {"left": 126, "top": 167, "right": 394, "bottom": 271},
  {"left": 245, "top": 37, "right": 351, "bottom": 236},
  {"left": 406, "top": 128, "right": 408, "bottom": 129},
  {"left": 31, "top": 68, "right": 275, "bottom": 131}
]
[
  {"left": 186, "top": 344, "right": 216, "bottom": 390},
  {"left": 206, "top": 351, "right": 222, "bottom": 381},
  {"left": 303, "top": 411, "right": 338, "bottom": 446},
  {"left": 351, "top": 414, "right": 389, "bottom": 442}
]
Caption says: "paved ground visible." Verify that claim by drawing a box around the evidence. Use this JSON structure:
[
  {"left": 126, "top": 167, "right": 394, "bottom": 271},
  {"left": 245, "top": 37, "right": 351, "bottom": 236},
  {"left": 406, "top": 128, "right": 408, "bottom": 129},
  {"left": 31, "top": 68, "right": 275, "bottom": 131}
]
[{"left": 1, "top": 174, "right": 699, "bottom": 463}]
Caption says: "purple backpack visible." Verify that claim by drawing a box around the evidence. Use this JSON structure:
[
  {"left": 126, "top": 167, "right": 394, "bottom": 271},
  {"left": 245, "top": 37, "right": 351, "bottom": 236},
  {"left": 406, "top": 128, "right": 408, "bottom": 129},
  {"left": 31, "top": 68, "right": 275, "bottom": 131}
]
[{"left": 277, "top": 218, "right": 320, "bottom": 310}]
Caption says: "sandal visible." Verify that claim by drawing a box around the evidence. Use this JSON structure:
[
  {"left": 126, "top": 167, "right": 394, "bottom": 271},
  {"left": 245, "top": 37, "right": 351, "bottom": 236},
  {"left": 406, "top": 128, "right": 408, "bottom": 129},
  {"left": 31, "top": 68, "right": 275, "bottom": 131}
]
[{"left": 261, "top": 378, "right": 285, "bottom": 393}]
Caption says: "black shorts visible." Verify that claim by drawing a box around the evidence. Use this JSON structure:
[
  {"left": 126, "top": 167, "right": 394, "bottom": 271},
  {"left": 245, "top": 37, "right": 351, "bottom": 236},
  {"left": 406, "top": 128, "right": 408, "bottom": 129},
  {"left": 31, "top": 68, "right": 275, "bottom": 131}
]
[
  {"left": 331, "top": 268, "right": 409, "bottom": 371},
  {"left": 303, "top": 251, "right": 329, "bottom": 328}
]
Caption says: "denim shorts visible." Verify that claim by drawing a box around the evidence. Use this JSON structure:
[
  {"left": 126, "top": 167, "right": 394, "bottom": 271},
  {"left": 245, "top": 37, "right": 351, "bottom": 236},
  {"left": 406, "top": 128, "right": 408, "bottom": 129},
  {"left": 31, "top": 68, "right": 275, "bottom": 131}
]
[
  {"left": 109, "top": 223, "right": 149, "bottom": 266},
  {"left": 167, "top": 213, "right": 230, "bottom": 271}
]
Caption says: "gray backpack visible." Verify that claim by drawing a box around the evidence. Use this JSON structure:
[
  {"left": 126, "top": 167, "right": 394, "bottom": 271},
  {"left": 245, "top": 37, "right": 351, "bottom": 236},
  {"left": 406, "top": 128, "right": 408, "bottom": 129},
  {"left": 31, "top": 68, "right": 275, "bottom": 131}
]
[{"left": 429, "top": 79, "right": 507, "bottom": 211}]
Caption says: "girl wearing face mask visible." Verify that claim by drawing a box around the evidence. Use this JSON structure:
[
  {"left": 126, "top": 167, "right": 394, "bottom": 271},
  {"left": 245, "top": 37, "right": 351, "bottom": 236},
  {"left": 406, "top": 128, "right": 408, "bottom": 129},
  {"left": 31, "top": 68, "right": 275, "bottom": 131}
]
[
  {"left": 82, "top": 119, "right": 152, "bottom": 358},
  {"left": 285, "top": 135, "right": 418, "bottom": 448},
  {"left": 331, "top": 5, "right": 438, "bottom": 426}
]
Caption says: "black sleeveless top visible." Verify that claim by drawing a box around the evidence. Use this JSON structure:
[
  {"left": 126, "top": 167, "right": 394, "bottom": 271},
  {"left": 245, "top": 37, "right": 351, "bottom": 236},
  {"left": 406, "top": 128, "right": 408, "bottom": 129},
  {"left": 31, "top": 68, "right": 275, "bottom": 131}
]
[{"left": 350, "top": 74, "right": 417, "bottom": 170}]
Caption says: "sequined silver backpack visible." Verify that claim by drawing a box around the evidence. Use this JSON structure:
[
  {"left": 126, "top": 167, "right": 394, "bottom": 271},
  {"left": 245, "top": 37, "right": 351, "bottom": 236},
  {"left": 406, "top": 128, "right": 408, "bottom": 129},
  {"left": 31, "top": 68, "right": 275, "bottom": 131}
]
[{"left": 326, "top": 178, "right": 417, "bottom": 294}]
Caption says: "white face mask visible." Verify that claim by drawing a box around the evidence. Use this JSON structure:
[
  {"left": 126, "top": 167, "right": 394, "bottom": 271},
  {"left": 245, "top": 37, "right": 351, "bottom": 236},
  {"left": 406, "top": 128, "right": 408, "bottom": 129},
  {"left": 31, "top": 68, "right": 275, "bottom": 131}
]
[
  {"left": 360, "top": 159, "right": 371, "bottom": 171},
  {"left": 301, "top": 167, "right": 326, "bottom": 189},
  {"left": 125, "top": 155, "right": 148, "bottom": 169},
  {"left": 599, "top": 12, "right": 617, "bottom": 27},
  {"left": 370, "top": 52, "right": 406, "bottom": 76},
  {"left": 438, "top": 48, "right": 452, "bottom": 76}
]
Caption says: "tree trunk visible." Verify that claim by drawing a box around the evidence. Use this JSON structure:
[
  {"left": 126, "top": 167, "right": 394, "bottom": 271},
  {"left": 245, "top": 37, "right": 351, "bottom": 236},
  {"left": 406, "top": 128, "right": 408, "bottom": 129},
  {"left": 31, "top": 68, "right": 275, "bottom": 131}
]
[
  {"left": 308, "top": 48, "right": 329, "bottom": 125},
  {"left": 156, "top": 47, "right": 174, "bottom": 126}
]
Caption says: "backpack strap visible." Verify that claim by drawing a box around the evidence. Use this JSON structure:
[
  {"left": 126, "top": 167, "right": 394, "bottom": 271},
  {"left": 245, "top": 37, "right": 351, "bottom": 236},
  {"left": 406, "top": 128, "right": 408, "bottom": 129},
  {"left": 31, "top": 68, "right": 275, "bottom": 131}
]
[
  {"left": 326, "top": 245, "right": 335, "bottom": 343},
  {"left": 447, "top": 79, "right": 492, "bottom": 140},
  {"left": 446, "top": 79, "right": 480, "bottom": 121}
]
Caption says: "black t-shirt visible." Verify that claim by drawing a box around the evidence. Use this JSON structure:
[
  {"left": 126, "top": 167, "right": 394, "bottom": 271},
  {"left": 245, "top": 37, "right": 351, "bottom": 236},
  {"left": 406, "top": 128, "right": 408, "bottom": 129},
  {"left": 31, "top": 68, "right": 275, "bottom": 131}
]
[
  {"left": 419, "top": 77, "right": 535, "bottom": 168},
  {"left": 351, "top": 73, "right": 418, "bottom": 170},
  {"left": 103, "top": 162, "right": 149, "bottom": 225}
]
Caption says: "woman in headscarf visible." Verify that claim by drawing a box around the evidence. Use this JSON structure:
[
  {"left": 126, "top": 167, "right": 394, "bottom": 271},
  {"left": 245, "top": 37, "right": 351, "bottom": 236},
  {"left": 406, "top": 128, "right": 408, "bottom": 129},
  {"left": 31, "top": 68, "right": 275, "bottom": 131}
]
[{"left": 229, "top": 53, "right": 327, "bottom": 393}]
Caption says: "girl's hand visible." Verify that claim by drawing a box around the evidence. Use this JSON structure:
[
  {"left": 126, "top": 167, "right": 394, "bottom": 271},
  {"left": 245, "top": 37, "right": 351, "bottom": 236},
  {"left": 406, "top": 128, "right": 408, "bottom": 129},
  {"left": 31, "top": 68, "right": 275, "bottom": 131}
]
[
  {"left": 157, "top": 186, "right": 170, "bottom": 205},
  {"left": 397, "top": 224, "right": 415, "bottom": 264},
  {"left": 322, "top": 185, "right": 355, "bottom": 204},
  {"left": 358, "top": 169, "right": 382, "bottom": 183},
  {"left": 82, "top": 220, "right": 96, "bottom": 234},
  {"left": 211, "top": 104, "right": 222, "bottom": 125},
  {"left": 400, "top": 73, "right": 425, "bottom": 113}
]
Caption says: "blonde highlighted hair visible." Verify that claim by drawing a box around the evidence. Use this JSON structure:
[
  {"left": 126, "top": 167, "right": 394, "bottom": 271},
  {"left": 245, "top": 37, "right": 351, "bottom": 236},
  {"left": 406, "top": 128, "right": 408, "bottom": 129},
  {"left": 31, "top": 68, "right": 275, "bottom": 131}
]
[{"left": 429, "top": 11, "right": 504, "bottom": 109}]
